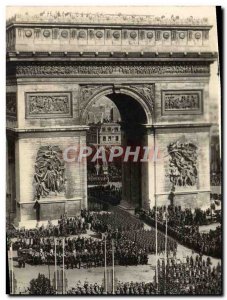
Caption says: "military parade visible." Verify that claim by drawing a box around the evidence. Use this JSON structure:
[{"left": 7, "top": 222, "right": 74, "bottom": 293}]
[{"left": 7, "top": 202, "right": 222, "bottom": 295}]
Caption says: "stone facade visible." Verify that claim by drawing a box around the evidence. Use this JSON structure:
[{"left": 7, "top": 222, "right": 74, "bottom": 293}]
[
  {"left": 6, "top": 13, "right": 211, "bottom": 53},
  {"left": 6, "top": 12, "right": 217, "bottom": 223}
]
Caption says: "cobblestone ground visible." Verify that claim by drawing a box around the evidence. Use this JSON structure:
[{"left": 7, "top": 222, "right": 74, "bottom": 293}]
[{"left": 8, "top": 223, "right": 221, "bottom": 293}]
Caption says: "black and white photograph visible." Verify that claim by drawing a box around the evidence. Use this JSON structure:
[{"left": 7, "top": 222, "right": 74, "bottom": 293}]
[{"left": 6, "top": 5, "right": 222, "bottom": 295}]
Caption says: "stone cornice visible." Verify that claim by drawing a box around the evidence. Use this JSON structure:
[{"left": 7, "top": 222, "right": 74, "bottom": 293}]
[
  {"left": 7, "top": 51, "right": 217, "bottom": 62},
  {"left": 6, "top": 23, "right": 213, "bottom": 53},
  {"left": 6, "top": 126, "right": 90, "bottom": 133},
  {"left": 145, "top": 123, "right": 212, "bottom": 129},
  {"left": 6, "top": 12, "right": 211, "bottom": 28}
]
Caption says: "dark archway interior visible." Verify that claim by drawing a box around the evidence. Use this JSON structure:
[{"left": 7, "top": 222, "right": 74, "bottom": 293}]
[
  {"left": 106, "top": 93, "right": 148, "bottom": 208},
  {"left": 87, "top": 92, "right": 148, "bottom": 209},
  {"left": 107, "top": 93, "right": 147, "bottom": 125}
]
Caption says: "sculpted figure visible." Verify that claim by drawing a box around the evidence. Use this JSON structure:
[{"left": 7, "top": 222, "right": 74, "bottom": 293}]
[
  {"left": 33, "top": 146, "right": 66, "bottom": 199},
  {"left": 167, "top": 140, "right": 198, "bottom": 187}
]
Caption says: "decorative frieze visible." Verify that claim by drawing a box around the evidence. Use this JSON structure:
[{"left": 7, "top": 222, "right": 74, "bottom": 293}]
[
  {"left": 16, "top": 62, "right": 210, "bottom": 77},
  {"left": 167, "top": 140, "right": 198, "bottom": 187},
  {"left": 7, "top": 12, "right": 209, "bottom": 26},
  {"left": 6, "top": 92, "right": 17, "bottom": 117},
  {"left": 162, "top": 90, "right": 203, "bottom": 115},
  {"left": 25, "top": 92, "right": 72, "bottom": 119},
  {"left": 6, "top": 27, "right": 210, "bottom": 50}
]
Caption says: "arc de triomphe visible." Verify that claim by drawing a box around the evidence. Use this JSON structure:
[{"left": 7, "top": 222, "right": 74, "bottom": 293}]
[{"left": 6, "top": 12, "right": 217, "bottom": 224}]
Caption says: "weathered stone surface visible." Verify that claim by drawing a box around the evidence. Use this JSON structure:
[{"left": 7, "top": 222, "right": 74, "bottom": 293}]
[{"left": 6, "top": 11, "right": 216, "bottom": 222}]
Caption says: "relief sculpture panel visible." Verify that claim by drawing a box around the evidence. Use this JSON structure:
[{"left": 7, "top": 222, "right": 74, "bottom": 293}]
[
  {"left": 6, "top": 92, "right": 17, "bottom": 117},
  {"left": 26, "top": 92, "right": 72, "bottom": 118},
  {"left": 162, "top": 90, "right": 203, "bottom": 115},
  {"left": 33, "top": 145, "right": 66, "bottom": 200},
  {"left": 167, "top": 140, "right": 198, "bottom": 187}
]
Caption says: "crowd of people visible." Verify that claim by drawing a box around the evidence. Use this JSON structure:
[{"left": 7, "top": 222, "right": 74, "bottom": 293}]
[
  {"left": 114, "top": 229, "right": 177, "bottom": 256},
  {"left": 8, "top": 203, "right": 222, "bottom": 295},
  {"left": 145, "top": 205, "right": 218, "bottom": 226},
  {"left": 67, "top": 282, "right": 104, "bottom": 295},
  {"left": 87, "top": 175, "right": 108, "bottom": 186},
  {"left": 157, "top": 255, "right": 222, "bottom": 295},
  {"left": 210, "top": 172, "right": 221, "bottom": 186},
  {"left": 210, "top": 193, "right": 221, "bottom": 201},
  {"left": 87, "top": 161, "right": 122, "bottom": 185},
  {"left": 11, "top": 208, "right": 178, "bottom": 267},
  {"left": 7, "top": 213, "right": 91, "bottom": 240},
  {"left": 66, "top": 254, "right": 221, "bottom": 295},
  {"left": 174, "top": 225, "right": 221, "bottom": 258},
  {"left": 91, "top": 208, "right": 143, "bottom": 233},
  {"left": 139, "top": 207, "right": 222, "bottom": 258},
  {"left": 67, "top": 281, "right": 156, "bottom": 295},
  {"left": 88, "top": 184, "right": 122, "bottom": 206},
  {"left": 87, "top": 198, "right": 109, "bottom": 212},
  {"left": 14, "top": 234, "right": 149, "bottom": 268},
  {"left": 90, "top": 208, "right": 177, "bottom": 255}
]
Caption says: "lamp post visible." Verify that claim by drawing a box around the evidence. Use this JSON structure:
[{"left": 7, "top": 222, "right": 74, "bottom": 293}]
[
  {"left": 155, "top": 206, "right": 158, "bottom": 293},
  {"left": 103, "top": 233, "right": 108, "bottom": 294},
  {"left": 62, "top": 238, "right": 65, "bottom": 295},
  {"left": 95, "top": 127, "right": 100, "bottom": 175},
  {"left": 54, "top": 238, "right": 57, "bottom": 294},
  {"left": 164, "top": 211, "right": 168, "bottom": 294},
  {"left": 112, "top": 239, "right": 115, "bottom": 295}
]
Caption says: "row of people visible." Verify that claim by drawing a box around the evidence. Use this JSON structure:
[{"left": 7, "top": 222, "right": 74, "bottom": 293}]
[
  {"left": 15, "top": 235, "right": 149, "bottom": 268},
  {"left": 146, "top": 205, "right": 217, "bottom": 227},
  {"left": 87, "top": 175, "right": 108, "bottom": 185},
  {"left": 156, "top": 256, "right": 222, "bottom": 295},
  {"left": 91, "top": 209, "right": 143, "bottom": 233},
  {"left": 88, "top": 184, "right": 122, "bottom": 206},
  {"left": 67, "top": 255, "right": 222, "bottom": 295},
  {"left": 210, "top": 193, "right": 221, "bottom": 200},
  {"left": 109, "top": 229, "right": 177, "bottom": 255},
  {"left": 90, "top": 208, "right": 177, "bottom": 255},
  {"left": 139, "top": 209, "right": 222, "bottom": 258},
  {"left": 7, "top": 212, "right": 91, "bottom": 239},
  {"left": 67, "top": 281, "right": 156, "bottom": 295}
]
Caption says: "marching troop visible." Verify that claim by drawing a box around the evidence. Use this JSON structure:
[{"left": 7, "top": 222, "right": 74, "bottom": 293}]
[
  {"left": 8, "top": 205, "right": 222, "bottom": 295},
  {"left": 15, "top": 235, "right": 149, "bottom": 268},
  {"left": 139, "top": 206, "right": 222, "bottom": 258},
  {"left": 67, "top": 254, "right": 222, "bottom": 295}
]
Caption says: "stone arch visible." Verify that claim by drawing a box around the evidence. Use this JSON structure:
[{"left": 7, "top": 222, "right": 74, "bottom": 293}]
[
  {"left": 80, "top": 84, "right": 154, "bottom": 125},
  {"left": 81, "top": 84, "right": 154, "bottom": 209}
]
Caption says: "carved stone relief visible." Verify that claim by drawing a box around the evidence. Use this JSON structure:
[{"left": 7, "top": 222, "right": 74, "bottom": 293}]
[
  {"left": 131, "top": 85, "right": 155, "bottom": 110},
  {"left": 80, "top": 85, "right": 107, "bottom": 104},
  {"left": 33, "top": 145, "right": 66, "bottom": 200},
  {"left": 26, "top": 92, "right": 72, "bottom": 118},
  {"left": 162, "top": 90, "right": 203, "bottom": 115},
  {"left": 7, "top": 12, "right": 209, "bottom": 26},
  {"left": 6, "top": 92, "right": 17, "bottom": 117},
  {"left": 79, "top": 84, "right": 155, "bottom": 113},
  {"left": 167, "top": 140, "right": 198, "bottom": 187},
  {"left": 8, "top": 27, "right": 208, "bottom": 46},
  {"left": 16, "top": 62, "right": 210, "bottom": 77}
]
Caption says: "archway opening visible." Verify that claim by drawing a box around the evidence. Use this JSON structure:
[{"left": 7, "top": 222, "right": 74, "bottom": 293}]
[{"left": 86, "top": 92, "right": 149, "bottom": 211}]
